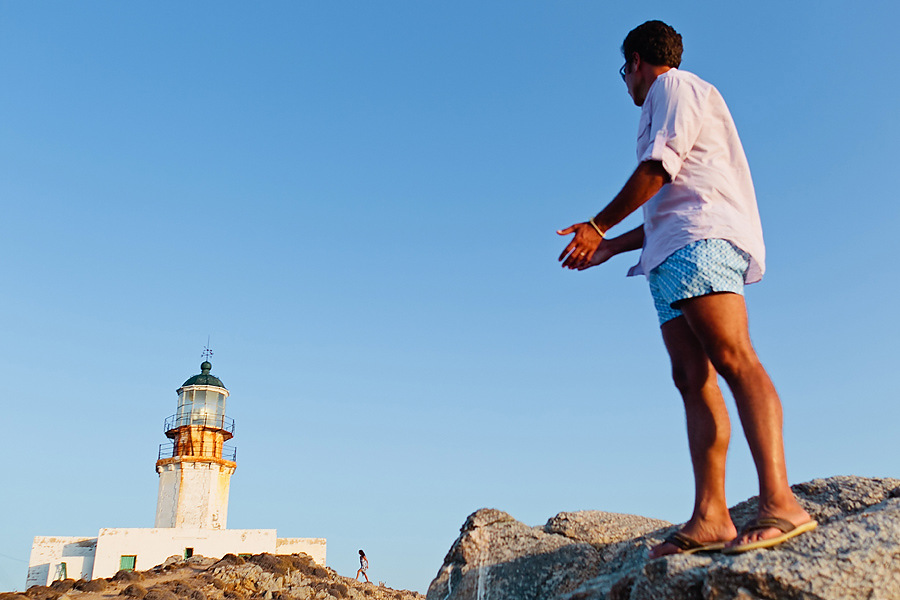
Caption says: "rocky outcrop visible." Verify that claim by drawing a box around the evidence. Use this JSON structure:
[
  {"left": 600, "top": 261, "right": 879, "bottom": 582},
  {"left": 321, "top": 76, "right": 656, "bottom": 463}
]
[
  {"left": 426, "top": 476, "right": 900, "bottom": 600},
  {"left": 4, "top": 552, "right": 421, "bottom": 600}
]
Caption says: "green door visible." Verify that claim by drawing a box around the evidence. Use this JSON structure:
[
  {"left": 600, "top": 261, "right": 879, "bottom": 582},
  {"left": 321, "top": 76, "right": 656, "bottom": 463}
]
[{"left": 119, "top": 556, "right": 137, "bottom": 571}]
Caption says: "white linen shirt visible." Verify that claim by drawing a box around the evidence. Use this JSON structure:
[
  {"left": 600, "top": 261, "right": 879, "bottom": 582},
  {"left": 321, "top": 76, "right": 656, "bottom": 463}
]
[{"left": 626, "top": 69, "right": 765, "bottom": 283}]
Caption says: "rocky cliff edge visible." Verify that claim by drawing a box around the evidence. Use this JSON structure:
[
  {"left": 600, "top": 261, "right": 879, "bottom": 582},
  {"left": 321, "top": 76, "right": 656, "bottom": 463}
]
[{"left": 426, "top": 475, "right": 900, "bottom": 600}]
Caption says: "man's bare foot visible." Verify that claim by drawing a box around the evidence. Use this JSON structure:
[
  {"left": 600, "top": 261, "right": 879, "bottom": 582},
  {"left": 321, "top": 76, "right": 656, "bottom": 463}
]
[
  {"left": 727, "top": 499, "right": 813, "bottom": 549},
  {"left": 649, "top": 517, "right": 737, "bottom": 559}
]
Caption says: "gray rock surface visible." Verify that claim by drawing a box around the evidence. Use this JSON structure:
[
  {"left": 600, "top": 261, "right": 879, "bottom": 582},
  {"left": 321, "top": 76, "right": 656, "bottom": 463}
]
[
  {"left": 427, "top": 476, "right": 900, "bottom": 600},
  {"left": 427, "top": 509, "right": 603, "bottom": 600}
]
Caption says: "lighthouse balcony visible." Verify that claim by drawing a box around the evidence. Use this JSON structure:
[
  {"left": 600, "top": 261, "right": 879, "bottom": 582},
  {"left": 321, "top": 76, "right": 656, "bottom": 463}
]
[
  {"left": 164, "top": 414, "right": 235, "bottom": 438},
  {"left": 158, "top": 442, "right": 237, "bottom": 462}
]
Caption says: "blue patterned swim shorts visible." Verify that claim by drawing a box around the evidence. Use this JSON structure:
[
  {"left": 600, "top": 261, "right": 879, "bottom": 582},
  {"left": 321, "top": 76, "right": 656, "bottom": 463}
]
[{"left": 648, "top": 239, "right": 751, "bottom": 326}]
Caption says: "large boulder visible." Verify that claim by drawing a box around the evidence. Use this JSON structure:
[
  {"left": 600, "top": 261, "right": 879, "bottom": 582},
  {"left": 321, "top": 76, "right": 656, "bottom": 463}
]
[
  {"left": 427, "top": 476, "right": 900, "bottom": 600},
  {"left": 426, "top": 508, "right": 634, "bottom": 599}
]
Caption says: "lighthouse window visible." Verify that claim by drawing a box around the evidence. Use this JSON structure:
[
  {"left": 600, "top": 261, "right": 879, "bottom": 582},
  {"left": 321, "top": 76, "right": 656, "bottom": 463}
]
[
  {"left": 176, "top": 390, "right": 193, "bottom": 426},
  {"left": 192, "top": 390, "right": 203, "bottom": 407},
  {"left": 213, "top": 393, "right": 225, "bottom": 420},
  {"left": 119, "top": 555, "right": 137, "bottom": 571}
]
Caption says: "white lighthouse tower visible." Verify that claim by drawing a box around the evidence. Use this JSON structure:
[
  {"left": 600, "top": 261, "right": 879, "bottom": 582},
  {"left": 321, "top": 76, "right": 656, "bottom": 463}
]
[
  {"left": 27, "top": 356, "right": 326, "bottom": 587},
  {"left": 155, "top": 359, "right": 236, "bottom": 529}
]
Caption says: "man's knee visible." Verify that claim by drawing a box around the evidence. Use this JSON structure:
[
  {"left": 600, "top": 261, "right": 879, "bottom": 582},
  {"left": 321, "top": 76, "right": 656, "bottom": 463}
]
[
  {"left": 707, "top": 345, "right": 761, "bottom": 382},
  {"left": 670, "top": 361, "right": 715, "bottom": 395}
]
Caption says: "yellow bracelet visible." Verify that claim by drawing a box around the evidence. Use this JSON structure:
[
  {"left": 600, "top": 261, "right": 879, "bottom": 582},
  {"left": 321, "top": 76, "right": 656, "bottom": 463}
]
[{"left": 588, "top": 217, "right": 605, "bottom": 238}]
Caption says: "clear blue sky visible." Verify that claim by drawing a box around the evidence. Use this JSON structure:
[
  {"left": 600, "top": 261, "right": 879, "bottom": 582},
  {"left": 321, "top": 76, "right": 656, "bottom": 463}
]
[{"left": 1, "top": 1, "right": 898, "bottom": 593}]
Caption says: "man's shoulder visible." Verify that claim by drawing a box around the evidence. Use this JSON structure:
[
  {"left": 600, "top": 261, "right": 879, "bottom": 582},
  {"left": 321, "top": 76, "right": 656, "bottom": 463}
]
[
  {"left": 650, "top": 68, "right": 715, "bottom": 105},
  {"left": 658, "top": 68, "right": 713, "bottom": 91}
]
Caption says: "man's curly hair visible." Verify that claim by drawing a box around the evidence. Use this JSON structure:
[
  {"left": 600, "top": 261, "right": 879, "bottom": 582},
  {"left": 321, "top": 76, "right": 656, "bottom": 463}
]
[{"left": 622, "top": 20, "right": 683, "bottom": 68}]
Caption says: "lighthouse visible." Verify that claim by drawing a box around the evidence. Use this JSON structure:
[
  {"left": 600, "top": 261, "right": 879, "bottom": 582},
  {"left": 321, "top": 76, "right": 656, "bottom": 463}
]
[
  {"left": 155, "top": 360, "right": 236, "bottom": 529},
  {"left": 26, "top": 355, "right": 325, "bottom": 587}
]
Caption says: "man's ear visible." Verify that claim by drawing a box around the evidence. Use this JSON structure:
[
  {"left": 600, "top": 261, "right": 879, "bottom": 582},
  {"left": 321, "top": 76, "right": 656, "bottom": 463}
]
[{"left": 631, "top": 52, "right": 642, "bottom": 72}]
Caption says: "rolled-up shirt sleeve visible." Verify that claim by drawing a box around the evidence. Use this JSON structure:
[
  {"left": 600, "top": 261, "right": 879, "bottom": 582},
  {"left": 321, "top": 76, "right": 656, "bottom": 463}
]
[{"left": 638, "top": 75, "right": 710, "bottom": 180}]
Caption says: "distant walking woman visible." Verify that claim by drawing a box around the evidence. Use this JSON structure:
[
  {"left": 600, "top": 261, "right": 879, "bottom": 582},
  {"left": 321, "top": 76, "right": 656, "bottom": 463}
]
[{"left": 356, "top": 550, "right": 369, "bottom": 583}]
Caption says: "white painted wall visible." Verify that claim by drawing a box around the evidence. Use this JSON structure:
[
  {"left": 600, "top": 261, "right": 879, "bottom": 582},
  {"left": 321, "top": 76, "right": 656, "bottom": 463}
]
[
  {"left": 92, "top": 528, "right": 278, "bottom": 579},
  {"left": 28, "top": 530, "right": 328, "bottom": 587},
  {"left": 26, "top": 536, "right": 97, "bottom": 587},
  {"left": 275, "top": 538, "right": 327, "bottom": 567},
  {"left": 155, "top": 460, "right": 233, "bottom": 529},
  {"left": 155, "top": 466, "right": 180, "bottom": 528}
]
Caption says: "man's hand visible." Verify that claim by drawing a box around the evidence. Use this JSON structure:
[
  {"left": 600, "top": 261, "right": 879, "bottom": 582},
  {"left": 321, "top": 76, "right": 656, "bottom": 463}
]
[
  {"left": 557, "top": 161, "right": 667, "bottom": 270},
  {"left": 557, "top": 223, "right": 612, "bottom": 270},
  {"left": 557, "top": 224, "right": 644, "bottom": 271}
]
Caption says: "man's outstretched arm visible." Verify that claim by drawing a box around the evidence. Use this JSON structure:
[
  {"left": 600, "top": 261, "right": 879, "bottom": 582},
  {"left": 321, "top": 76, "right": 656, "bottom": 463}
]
[
  {"left": 557, "top": 160, "right": 669, "bottom": 270},
  {"left": 563, "top": 224, "right": 645, "bottom": 271}
]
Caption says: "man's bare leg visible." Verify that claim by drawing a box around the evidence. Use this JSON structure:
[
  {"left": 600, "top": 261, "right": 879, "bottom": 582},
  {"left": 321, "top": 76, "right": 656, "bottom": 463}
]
[
  {"left": 649, "top": 315, "right": 737, "bottom": 558},
  {"left": 678, "top": 292, "right": 811, "bottom": 547}
]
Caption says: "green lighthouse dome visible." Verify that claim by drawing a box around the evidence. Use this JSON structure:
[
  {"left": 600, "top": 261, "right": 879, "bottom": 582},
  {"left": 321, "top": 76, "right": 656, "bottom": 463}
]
[{"left": 181, "top": 361, "right": 226, "bottom": 389}]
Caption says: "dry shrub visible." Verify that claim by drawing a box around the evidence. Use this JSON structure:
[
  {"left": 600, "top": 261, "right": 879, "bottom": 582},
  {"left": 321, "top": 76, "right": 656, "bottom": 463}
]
[
  {"left": 329, "top": 583, "right": 349, "bottom": 599},
  {"left": 24, "top": 586, "right": 60, "bottom": 600},
  {"left": 171, "top": 582, "right": 195, "bottom": 597},
  {"left": 185, "top": 557, "right": 216, "bottom": 569},
  {"left": 282, "top": 556, "right": 315, "bottom": 577},
  {"left": 206, "top": 579, "right": 225, "bottom": 590},
  {"left": 247, "top": 554, "right": 289, "bottom": 576},
  {"left": 120, "top": 584, "right": 148, "bottom": 599},
  {"left": 284, "top": 554, "right": 315, "bottom": 571},
  {"left": 74, "top": 579, "right": 108, "bottom": 592},
  {"left": 0, "top": 594, "right": 30, "bottom": 600},
  {"left": 210, "top": 555, "right": 244, "bottom": 570},
  {"left": 149, "top": 580, "right": 200, "bottom": 600},
  {"left": 113, "top": 571, "right": 145, "bottom": 583},
  {"left": 187, "top": 590, "right": 206, "bottom": 600},
  {"left": 48, "top": 580, "right": 74, "bottom": 593},
  {"left": 312, "top": 568, "right": 327, "bottom": 579},
  {"left": 143, "top": 590, "right": 177, "bottom": 600},
  {"left": 223, "top": 592, "right": 244, "bottom": 600}
]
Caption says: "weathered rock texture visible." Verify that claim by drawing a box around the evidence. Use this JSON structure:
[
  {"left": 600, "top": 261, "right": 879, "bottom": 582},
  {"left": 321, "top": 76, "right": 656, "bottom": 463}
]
[
  {"left": 2, "top": 552, "right": 421, "bottom": 600},
  {"left": 426, "top": 476, "right": 900, "bottom": 600}
]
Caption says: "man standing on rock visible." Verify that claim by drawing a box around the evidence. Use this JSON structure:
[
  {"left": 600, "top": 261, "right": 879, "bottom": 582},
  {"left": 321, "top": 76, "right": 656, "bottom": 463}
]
[{"left": 557, "top": 20, "right": 816, "bottom": 557}]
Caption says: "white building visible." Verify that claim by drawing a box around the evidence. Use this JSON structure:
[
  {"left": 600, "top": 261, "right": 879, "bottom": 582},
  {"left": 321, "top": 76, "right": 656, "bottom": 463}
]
[{"left": 27, "top": 360, "right": 325, "bottom": 586}]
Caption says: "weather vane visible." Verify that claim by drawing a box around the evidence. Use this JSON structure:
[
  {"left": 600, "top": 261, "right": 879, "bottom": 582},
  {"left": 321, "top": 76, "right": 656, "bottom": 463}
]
[{"left": 202, "top": 336, "right": 213, "bottom": 362}]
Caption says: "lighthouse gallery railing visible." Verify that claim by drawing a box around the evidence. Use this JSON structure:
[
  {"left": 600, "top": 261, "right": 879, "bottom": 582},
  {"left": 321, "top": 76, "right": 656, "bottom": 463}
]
[
  {"left": 164, "top": 413, "right": 235, "bottom": 434},
  {"left": 158, "top": 442, "right": 237, "bottom": 461}
]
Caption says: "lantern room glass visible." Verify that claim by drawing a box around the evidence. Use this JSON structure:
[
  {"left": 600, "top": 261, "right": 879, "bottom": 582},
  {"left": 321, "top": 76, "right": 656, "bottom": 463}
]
[{"left": 176, "top": 388, "right": 226, "bottom": 428}]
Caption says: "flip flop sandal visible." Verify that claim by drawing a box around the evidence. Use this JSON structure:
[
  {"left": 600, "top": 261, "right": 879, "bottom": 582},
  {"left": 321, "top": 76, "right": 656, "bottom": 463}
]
[
  {"left": 657, "top": 531, "right": 727, "bottom": 556},
  {"left": 723, "top": 517, "right": 818, "bottom": 554}
]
